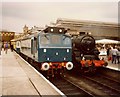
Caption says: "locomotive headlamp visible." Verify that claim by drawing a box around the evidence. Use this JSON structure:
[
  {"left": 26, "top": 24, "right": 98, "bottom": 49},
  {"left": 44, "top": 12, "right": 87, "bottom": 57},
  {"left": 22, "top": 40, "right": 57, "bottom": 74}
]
[
  {"left": 64, "top": 57, "right": 66, "bottom": 60},
  {"left": 67, "top": 49, "right": 69, "bottom": 53},
  {"left": 47, "top": 58, "right": 50, "bottom": 60},
  {"left": 50, "top": 28, "right": 54, "bottom": 32},
  {"left": 56, "top": 52, "right": 59, "bottom": 55},
  {"left": 66, "top": 62, "right": 73, "bottom": 70},
  {"left": 43, "top": 49, "right": 46, "bottom": 52},
  {"left": 59, "top": 29, "right": 62, "bottom": 32}
]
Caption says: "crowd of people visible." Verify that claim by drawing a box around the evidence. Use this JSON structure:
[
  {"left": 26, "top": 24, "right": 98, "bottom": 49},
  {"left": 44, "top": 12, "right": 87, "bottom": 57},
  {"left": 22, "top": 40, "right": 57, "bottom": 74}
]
[
  {"left": 0, "top": 41, "right": 2, "bottom": 55},
  {"left": 107, "top": 46, "right": 120, "bottom": 64},
  {"left": 0, "top": 42, "right": 13, "bottom": 55}
]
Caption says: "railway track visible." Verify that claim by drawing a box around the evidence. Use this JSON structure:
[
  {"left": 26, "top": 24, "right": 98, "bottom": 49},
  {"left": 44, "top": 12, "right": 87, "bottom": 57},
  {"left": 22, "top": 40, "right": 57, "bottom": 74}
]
[
  {"left": 65, "top": 71, "right": 120, "bottom": 97},
  {"left": 85, "top": 73, "right": 120, "bottom": 93},
  {"left": 17, "top": 51, "right": 94, "bottom": 96},
  {"left": 17, "top": 50, "right": 120, "bottom": 97},
  {"left": 98, "top": 67, "right": 120, "bottom": 81},
  {"left": 50, "top": 77, "right": 95, "bottom": 97},
  {"left": 82, "top": 75, "right": 120, "bottom": 96}
]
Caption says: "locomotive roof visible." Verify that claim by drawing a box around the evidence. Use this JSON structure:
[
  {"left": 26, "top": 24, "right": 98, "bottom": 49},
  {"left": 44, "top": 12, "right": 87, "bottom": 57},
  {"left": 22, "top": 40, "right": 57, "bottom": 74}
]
[
  {"left": 43, "top": 26, "right": 67, "bottom": 34},
  {"left": 11, "top": 27, "right": 70, "bottom": 42},
  {"left": 11, "top": 32, "right": 39, "bottom": 41}
]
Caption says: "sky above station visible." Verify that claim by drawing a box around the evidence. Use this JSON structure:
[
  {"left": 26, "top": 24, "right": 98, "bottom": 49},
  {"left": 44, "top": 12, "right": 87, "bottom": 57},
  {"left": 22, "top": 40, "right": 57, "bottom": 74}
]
[{"left": 0, "top": 0, "right": 119, "bottom": 33}]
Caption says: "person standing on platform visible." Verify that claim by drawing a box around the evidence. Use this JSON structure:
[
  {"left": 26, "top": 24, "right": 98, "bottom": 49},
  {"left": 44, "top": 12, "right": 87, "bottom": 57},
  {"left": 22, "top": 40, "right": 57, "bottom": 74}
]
[
  {"left": 111, "top": 46, "right": 118, "bottom": 64},
  {"left": 107, "top": 47, "right": 112, "bottom": 61},
  {"left": 107, "top": 47, "right": 110, "bottom": 57},
  {"left": 4, "top": 42, "right": 9, "bottom": 54},
  {"left": 10, "top": 44, "right": 13, "bottom": 52},
  {"left": 117, "top": 48, "right": 120, "bottom": 64},
  {"left": 0, "top": 41, "right": 2, "bottom": 55}
]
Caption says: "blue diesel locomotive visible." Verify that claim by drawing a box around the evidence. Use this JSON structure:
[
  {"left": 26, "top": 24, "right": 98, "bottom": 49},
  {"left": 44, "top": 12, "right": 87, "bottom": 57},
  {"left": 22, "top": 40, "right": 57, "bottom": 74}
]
[{"left": 12, "top": 27, "right": 73, "bottom": 77}]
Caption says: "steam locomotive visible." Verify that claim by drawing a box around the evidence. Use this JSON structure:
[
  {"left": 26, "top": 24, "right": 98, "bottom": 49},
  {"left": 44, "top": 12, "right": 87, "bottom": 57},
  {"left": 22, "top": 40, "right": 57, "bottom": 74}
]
[
  {"left": 11, "top": 27, "right": 73, "bottom": 77},
  {"left": 72, "top": 34, "right": 108, "bottom": 73}
]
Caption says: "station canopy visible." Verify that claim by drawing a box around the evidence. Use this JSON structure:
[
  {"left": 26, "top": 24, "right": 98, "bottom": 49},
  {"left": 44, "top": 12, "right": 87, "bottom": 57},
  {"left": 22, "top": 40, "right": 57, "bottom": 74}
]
[{"left": 96, "top": 39, "right": 120, "bottom": 44}]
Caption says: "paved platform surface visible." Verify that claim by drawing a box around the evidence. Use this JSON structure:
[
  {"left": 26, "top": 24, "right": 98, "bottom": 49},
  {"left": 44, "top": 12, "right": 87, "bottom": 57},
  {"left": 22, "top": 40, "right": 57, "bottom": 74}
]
[
  {"left": 106, "top": 61, "right": 120, "bottom": 71},
  {"left": 100, "top": 55, "right": 120, "bottom": 71},
  {"left": 0, "top": 49, "right": 63, "bottom": 97}
]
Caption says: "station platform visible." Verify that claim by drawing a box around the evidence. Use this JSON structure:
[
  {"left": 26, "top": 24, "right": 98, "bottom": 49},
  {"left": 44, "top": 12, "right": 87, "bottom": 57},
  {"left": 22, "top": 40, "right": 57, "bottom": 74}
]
[
  {"left": 106, "top": 61, "right": 120, "bottom": 71},
  {"left": 100, "top": 55, "right": 120, "bottom": 71},
  {"left": 0, "top": 49, "right": 64, "bottom": 97}
]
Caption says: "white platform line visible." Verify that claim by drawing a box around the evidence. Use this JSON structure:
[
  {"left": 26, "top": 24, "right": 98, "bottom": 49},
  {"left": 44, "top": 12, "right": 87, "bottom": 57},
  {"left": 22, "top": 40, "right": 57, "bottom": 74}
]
[
  {"left": 106, "top": 66, "right": 120, "bottom": 71},
  {"left": 15, "top": 51, "right": 66, "bottom": 97}
]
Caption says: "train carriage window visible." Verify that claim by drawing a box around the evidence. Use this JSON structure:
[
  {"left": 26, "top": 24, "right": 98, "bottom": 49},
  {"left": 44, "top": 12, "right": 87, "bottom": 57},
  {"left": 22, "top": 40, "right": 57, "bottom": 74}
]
[
  {"left": 16, "top": 41, "right": 21, "bottom": 48},
  {"left": 17, "top": 42, "right": 19, "bottom": 46}
]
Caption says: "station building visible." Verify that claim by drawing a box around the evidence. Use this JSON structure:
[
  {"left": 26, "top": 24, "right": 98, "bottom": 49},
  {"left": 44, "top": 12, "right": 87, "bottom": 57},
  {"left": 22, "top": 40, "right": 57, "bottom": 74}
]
[
  {"left": 23, "top": 25, "right": 44, "bottom": 35},
  {"left": 0, "top": 31, "right": 15, "bottom": 42},
  {"left": 54, "top": 18, "right": 120, "bottom": 40}
]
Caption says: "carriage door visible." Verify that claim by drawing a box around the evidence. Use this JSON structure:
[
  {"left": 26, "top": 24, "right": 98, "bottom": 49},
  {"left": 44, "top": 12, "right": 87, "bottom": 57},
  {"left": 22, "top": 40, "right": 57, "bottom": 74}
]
[
  {"left": 31, "top": 37, "right": 37, "bottom": 58},
  {"left": 31, "top": 37, "right": 34, "bottom": 55}
]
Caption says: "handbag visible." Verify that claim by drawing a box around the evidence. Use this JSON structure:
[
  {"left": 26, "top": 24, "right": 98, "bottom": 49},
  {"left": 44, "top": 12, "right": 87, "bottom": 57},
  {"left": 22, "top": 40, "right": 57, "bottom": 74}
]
[{"left": 108, "top": 56, "right": 112, "bottom": 61}]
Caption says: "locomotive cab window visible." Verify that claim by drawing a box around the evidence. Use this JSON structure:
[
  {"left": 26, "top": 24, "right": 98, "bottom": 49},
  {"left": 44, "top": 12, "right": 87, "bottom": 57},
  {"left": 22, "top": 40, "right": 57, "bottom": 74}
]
[
  {"left": 51, "top": 34, "right": 61, "bottom": 45},
  {"left": 40, "top": 34, "right": 50, "bottom": 45},
  {"left": 39, "top": 33, "right": 71, "bottom": 48},
  {"left": 63, "top": 36, "right": 71, "bottom": 45}
]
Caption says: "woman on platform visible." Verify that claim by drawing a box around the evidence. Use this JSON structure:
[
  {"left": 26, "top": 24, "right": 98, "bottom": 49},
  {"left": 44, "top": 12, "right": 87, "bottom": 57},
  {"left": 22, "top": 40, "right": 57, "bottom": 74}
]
[{"left": 117, "top": 48, "right": 120, "bottom": 64}]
